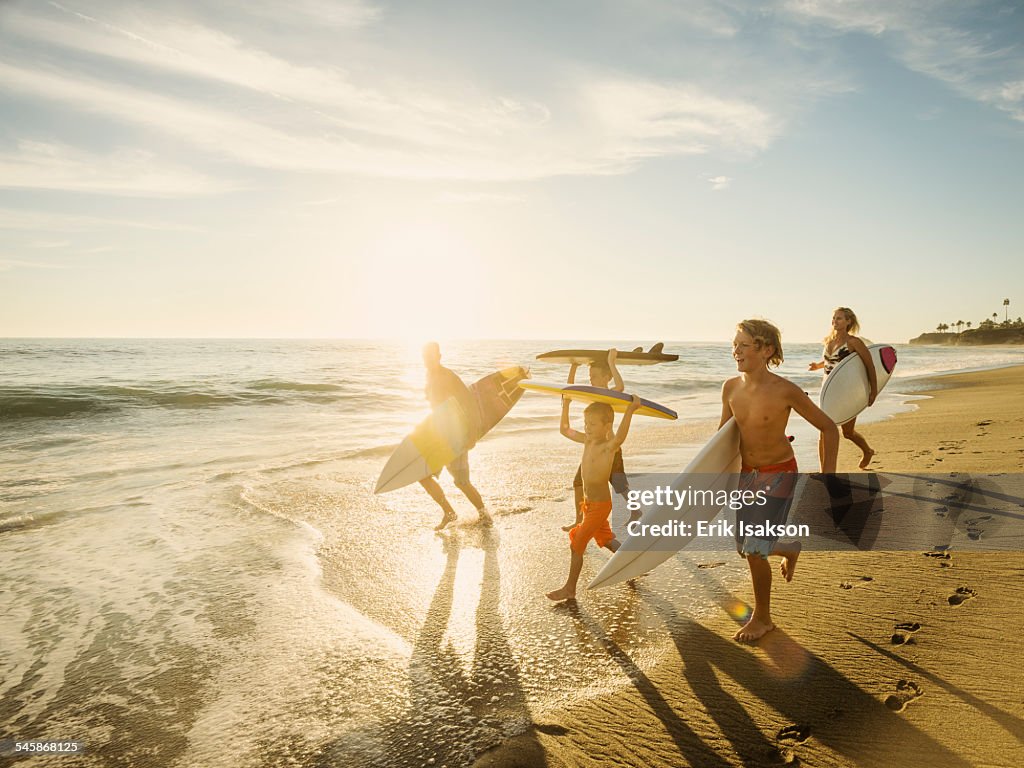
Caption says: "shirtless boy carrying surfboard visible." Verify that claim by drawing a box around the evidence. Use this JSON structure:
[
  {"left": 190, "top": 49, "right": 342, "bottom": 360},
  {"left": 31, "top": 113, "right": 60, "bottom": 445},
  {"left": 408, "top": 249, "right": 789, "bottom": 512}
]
[
  {"left": 721, "top": 319, "right": 839, "bottom": 641},
  {"left": 547, "top": 393, "right": 641, "bottom": 602}
]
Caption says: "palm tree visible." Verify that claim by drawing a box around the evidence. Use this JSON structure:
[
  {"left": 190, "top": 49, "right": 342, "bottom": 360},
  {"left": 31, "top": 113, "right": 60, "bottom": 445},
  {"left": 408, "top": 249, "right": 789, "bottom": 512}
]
[
  {"left": 966, "top": 321, "right": 972, "bottom": 330},
  {"left": 1004, "top": 298, "right": 1010, "bottom": 322},
  {"left": 956, "top": 320, "right": 964, "bottom": 334}
]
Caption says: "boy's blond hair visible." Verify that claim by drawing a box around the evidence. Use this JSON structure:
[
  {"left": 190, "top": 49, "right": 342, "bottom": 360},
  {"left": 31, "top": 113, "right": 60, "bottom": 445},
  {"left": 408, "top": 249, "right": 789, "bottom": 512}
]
[
  {"left": 737, "top": 319, "right": 784, "bottom": 367},
  {"left": 584, "top": 401, "right": 614, "bottom": 424}
]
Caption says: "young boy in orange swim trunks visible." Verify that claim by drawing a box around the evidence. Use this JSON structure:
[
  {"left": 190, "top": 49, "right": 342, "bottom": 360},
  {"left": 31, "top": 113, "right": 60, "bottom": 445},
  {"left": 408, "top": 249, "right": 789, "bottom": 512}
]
[
  {"left": 546, "top": 393, "right": 641, "bottom": 602},
  {"left": 563, "top": 348, "right": 631, "bottom": 531},
  {"left": 721, "top": 319, "right": 839, "bottom": 641}
]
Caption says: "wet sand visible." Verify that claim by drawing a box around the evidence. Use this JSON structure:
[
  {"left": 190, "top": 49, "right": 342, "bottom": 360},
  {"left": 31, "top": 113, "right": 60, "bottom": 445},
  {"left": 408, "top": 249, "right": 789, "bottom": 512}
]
[{"left": 473, "top": 365, "right": 1024, "bottom": 767}]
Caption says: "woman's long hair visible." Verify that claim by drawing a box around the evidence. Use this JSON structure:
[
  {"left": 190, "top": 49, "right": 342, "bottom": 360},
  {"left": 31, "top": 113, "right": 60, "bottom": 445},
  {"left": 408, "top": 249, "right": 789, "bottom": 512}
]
[{"left": 824, "top": 306, "right": 860, "bottom": 344}]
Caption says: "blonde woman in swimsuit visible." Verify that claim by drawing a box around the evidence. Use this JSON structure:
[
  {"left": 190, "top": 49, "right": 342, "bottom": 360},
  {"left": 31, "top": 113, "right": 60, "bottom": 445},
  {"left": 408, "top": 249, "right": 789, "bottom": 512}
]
[{"left": 809, "top": 307, "right": 877, "bottom": 469}]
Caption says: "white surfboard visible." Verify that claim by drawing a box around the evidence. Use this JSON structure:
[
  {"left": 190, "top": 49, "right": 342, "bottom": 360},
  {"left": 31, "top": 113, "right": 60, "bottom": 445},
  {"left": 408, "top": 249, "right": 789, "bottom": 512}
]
[
  {"left": 375, "top": 367, "right": 528, "bottom": 494},
  {"left": 819, "top": 344, "right": 897, "bottom": 425},
  {"left": 588, "top": 419, "right": 741, "bottom": 590}
]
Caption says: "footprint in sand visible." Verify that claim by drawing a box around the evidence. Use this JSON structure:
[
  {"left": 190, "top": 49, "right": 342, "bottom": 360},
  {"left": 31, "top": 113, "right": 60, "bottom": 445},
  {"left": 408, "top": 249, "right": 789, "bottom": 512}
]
[
  {"left": 777, "top": 724, "right": 812, "bottom": 745},
  {"left": 948, "top": 586, "right": 977, "bottom": 606},
  {"left": 922, "top": 551, "right": 951, "bottom": 560},
  {"left": 885, "top": 680, "right": 924, "bottom": 712},
  {"left": 697, "top": 561, "right": 726, "bottom": 569},
  {"left": 891, "top": 622, "right": 921, "bottom": 645},
  {"left": 965, "top": 515, "right": 992, "bottom": 541},
  {"left": 499, "top": 506, "right": 533, "bottom": 516},
  {"left": 839, "top": 576, "right": 872, "bottom": 590}
]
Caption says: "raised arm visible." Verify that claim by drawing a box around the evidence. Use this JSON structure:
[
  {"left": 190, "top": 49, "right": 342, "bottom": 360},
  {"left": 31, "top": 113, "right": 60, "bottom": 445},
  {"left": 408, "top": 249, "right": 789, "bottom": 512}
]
[
  {"left": 613, "top": 394, "right": 641, "bottom": 447},
  {"left": 848, "top": 337, "right": 878, "bottom": 405},
  {"left": 559, "top": 396, "right": 585, "bottom": 443},
  {"left": 607, "top": 348, "right": 624, "bottom": 392},
  {"left": 787, "top": 383, "right": 839, "bottom": 472},
  {"left": 567, "top": 362, "right": 578, "bottom": 385}
]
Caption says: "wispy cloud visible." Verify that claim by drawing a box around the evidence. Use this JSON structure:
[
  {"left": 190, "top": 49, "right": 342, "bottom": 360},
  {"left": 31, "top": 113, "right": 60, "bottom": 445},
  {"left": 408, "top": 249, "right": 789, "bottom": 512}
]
[
  {"left": 707, "top": 175, "right": 733, "bottom": 190},
  {"left": 436, "top": 191, "right": 525, "bottom": 204},
  {"left": 0, "top": 258, "right": 67, "bottom": 272},
  {"left": 0, "top": 4, "right": 787, "bottom": 181},
  {"left": 783, "top": 0, "right": 1024, "bottom": 122},
  {"left": 584, "top": 80, "right": 779, "bottom": 161},
  {"left": 0, "top": 139, "right": 237, "bottom": 196},
  {"left": 617, "top": 0, "right": 742, "bottom": 38},
  {"left": 0, "top": 208, "right": 197, "bottom": 233}
]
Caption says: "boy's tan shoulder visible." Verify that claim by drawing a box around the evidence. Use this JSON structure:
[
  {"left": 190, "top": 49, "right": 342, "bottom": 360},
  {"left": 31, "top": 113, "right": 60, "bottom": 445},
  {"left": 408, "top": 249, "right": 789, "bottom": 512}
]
[
  {"left": 722, "top": 375, "right": 742, "bottom": 392},
  {"left": 773, "top": 374, "right": 806, "bottom": 400}
]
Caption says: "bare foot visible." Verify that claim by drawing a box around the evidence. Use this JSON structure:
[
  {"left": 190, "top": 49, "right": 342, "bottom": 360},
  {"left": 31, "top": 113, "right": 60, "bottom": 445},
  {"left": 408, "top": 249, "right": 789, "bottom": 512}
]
[
  {"left": 546, "top": 587, "right": 576, "bottom": 602},
  {"left": 476, "top": 509, "right": 493, "bottom": 527},
  {"left": 781, "top": 542, "right": 801, "bottom": 582},
  {"left": 434, "top": 511, "right": 456, "bottom": 531},
  {"left": 859, "top": 449, "right": 876, "bottom": 470},
  {"left": 734, "top": 617, "right": 775, "bottom": 642}
]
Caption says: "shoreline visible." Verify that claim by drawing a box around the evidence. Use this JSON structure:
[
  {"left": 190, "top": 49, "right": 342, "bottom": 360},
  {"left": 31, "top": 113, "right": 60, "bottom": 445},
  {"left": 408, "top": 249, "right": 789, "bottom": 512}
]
[{"left": 473, "top": 364, "right": 1024, "bottom": 767}]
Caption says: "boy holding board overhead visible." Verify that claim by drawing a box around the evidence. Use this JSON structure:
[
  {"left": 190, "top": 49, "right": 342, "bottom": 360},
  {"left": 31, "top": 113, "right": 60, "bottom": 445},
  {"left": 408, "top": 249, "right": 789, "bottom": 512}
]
[
  {"left": 563, "top": 348, "right": 632, "bottom": 532},
  {"left": 547, "top": 392, "right": 641, "bottom": 602}
]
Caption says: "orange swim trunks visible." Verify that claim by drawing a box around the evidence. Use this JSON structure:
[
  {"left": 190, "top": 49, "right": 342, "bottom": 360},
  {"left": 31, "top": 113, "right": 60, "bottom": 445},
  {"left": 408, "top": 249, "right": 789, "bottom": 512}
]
[
  {"left": 740, "top": 456, "right": 799, "bottom": 498},
  {"left": 568, "top": 500, "right": 614, "bottom": 554}
]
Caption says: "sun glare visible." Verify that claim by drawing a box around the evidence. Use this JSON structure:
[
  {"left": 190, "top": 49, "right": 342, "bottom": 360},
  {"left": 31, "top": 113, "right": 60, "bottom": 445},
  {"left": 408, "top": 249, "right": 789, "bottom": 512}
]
[{"left": 355, "top": 220, "right": 489, "bottom": 341}]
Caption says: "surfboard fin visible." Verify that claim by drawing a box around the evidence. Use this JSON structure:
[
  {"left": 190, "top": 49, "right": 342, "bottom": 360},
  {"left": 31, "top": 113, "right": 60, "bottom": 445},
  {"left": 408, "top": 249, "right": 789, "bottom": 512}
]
[{"left": 649, "top": 342, "right": 664, "bottom": 354}]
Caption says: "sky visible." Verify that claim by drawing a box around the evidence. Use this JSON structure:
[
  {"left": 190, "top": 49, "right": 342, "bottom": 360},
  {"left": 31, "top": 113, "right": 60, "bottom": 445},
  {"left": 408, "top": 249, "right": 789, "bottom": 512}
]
[{"left": 1, "top": 0, "right": 1022, "bottom": 342}]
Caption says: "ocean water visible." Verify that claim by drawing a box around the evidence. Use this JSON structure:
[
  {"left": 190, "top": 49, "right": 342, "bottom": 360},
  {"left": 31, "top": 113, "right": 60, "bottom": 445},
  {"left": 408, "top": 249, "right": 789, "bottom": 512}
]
[{"left": 2, "top": 338, "right": 1023, "bottom": 767}]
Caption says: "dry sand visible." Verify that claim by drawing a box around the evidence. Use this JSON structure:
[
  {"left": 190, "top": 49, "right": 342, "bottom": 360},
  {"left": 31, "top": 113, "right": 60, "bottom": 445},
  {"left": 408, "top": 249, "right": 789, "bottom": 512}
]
[{"left": 474, "top": 365, "right": 1024, "bottom": 767}]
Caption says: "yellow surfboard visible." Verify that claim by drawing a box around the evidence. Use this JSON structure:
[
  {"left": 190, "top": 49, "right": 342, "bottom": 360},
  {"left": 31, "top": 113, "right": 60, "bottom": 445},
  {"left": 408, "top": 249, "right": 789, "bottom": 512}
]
[{"left": 518, "top": 382, "right": 677, "bottom": 420}]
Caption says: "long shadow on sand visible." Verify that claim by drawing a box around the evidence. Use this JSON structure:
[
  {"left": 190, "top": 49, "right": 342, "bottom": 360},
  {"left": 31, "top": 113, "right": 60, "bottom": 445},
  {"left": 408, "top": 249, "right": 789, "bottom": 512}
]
[
  {"left": 315, "top": 527, "right": 546, "bottom": 768},
  {"left": 643, "top": 587, "right": 973, "bottom": 766},
  {"left": 563, "top": 600, "right": 741, "bottom": 768},
  {"left": 848, "top": 631, "right": 1024, "bottom": 743}
]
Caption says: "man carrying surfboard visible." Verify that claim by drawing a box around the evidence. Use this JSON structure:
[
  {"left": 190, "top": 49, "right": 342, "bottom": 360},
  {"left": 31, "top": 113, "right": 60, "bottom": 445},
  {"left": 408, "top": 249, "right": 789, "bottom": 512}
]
[
  {"left": 722, "top": 320, "right": 839, "bottom": 641},
  {"left": 419, "top": 342, "right": 492, "bottom": 530},
  {"left": 547, "top": 392, "right": 641, "bottom": 602},
  {"left": 563, "top": 348, "right": 632, "bottom": 532}
]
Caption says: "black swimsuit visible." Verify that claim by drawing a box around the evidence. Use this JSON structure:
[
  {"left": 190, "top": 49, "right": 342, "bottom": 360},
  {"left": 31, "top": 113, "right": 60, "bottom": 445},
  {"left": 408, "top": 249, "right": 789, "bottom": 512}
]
[{"left": 823, "top": 341, "right": 852, "bottom": 374}]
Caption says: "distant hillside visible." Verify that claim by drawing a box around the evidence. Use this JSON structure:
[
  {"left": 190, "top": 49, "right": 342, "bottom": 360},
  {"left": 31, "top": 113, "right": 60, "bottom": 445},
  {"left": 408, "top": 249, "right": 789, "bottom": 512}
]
[{"left": 910, "top": 327, "right": 1024, "bottom": 345}]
